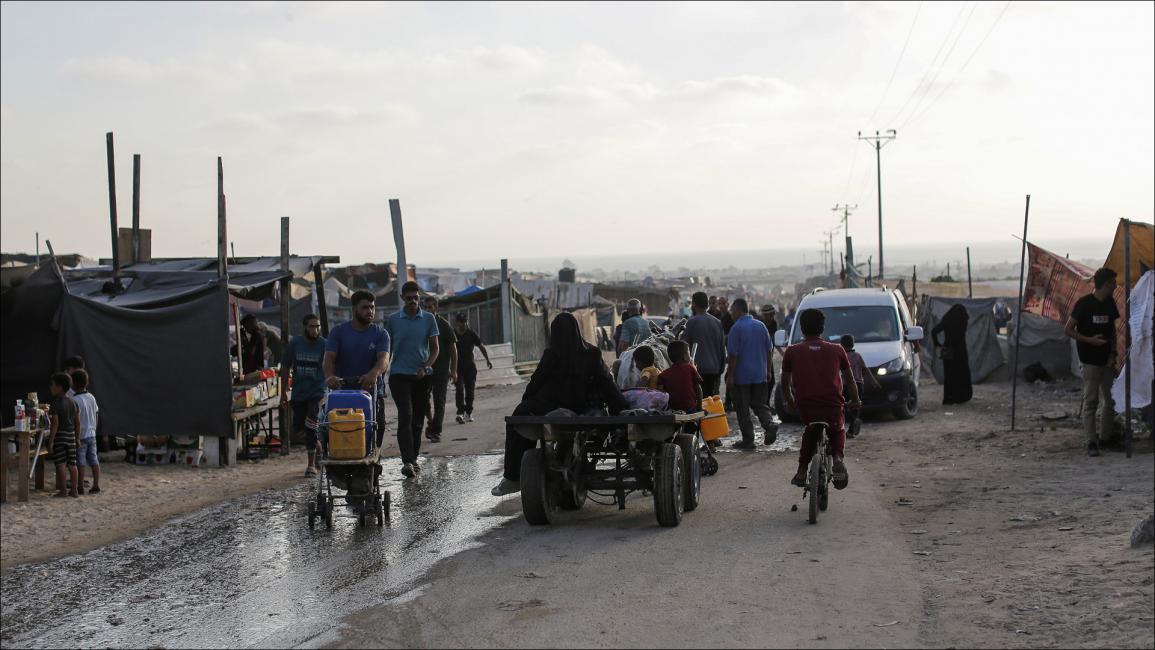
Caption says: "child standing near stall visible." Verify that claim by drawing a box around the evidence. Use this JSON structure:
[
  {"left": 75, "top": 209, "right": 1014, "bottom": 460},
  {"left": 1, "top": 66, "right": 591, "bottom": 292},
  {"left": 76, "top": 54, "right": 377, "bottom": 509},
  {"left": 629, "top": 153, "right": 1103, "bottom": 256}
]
[
  {"left": 71, "top": 369, "right": 101, "bottom": 494},
  {"left": 47, "top": 373, "right": 80, "bottom": 498}
]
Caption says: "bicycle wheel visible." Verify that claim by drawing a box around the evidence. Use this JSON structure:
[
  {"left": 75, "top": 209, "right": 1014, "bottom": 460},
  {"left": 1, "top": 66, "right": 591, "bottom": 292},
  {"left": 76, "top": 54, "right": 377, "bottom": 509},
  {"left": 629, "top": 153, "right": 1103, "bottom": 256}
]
[{"left": 808, "top": 439, "right": 822, "bottom": 524}]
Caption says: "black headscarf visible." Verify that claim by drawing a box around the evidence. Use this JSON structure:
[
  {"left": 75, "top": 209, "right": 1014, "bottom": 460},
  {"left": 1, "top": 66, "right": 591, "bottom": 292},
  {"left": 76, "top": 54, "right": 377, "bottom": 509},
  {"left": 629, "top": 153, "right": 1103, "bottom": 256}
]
[
  {"left": 942, "top": 303, "right": 970, "bottom": 331},
  {"left": 549, "top": 312, "right": 589, "bottom": 369}
]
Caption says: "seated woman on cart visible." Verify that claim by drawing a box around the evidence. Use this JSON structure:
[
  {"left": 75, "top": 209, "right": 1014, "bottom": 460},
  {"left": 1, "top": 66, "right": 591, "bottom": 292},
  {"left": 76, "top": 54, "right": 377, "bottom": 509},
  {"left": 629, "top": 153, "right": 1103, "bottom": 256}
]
[{"left": 491, "top": 312, "right": 628, "bottom": 496}]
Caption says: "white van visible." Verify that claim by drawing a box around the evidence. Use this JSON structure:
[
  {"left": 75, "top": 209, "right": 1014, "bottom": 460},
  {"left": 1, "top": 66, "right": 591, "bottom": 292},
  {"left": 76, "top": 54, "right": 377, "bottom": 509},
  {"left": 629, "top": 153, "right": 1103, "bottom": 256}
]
[{"left": 773, "top": 288, "right": 924, "bottom": 420}]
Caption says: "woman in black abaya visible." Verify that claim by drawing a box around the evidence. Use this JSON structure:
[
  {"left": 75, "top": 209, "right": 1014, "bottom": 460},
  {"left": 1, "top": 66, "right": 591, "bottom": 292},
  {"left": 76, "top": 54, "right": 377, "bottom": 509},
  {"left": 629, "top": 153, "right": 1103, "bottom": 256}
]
[{"left": 932, "top": 303, "right": 973, "bottom": 405}]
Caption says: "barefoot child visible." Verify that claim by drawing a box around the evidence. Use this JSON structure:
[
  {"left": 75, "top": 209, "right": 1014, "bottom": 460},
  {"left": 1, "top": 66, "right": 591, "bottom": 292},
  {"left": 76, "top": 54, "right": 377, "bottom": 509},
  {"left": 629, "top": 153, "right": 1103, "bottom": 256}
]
[
  {"left": 71, "top": 369, "right": 101, "bottom": 494},
  {"left": 47, "top": 373, "right": 80, "bottom": 498}
]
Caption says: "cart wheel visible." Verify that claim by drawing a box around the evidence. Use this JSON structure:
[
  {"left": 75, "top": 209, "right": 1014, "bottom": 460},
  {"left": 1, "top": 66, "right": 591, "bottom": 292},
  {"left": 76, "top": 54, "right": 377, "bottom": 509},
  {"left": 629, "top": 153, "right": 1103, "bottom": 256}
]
[
  {"left": 375, "top": 496, "right": 384, "bottom": 526},
  {"left": 653, "top": 443, "right": 684, "bottom": 527},
  {"left": 324, "top": 504, "right": 333, "bottom": 529},
  {"left": 383, "top": 490, "right": 391, "bottom": 519},
  {"left": 307, "top": 501, "right": 316, "bottom": 529},
  {"left": 674, "top": 434, "right": 700, "bottom": 512},
  {"left": 358, "top": 513, "right": 366, "bottom": 527},
  {"left": 520, "top": 448, "right": 557, "bottom": 525}
]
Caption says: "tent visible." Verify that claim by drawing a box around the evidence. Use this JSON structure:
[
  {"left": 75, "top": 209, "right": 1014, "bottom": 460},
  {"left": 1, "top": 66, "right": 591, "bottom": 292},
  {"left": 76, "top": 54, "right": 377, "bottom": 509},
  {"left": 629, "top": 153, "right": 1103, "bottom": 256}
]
[
  {"left": 918, "top": 296, "right": 1005, "bottom": 384},
  {"left": 1, "top": 258, "right": 314, "bottom": 435},
  {"left": 1113, "top": 270, "right": 1154, "bottom": 412}
]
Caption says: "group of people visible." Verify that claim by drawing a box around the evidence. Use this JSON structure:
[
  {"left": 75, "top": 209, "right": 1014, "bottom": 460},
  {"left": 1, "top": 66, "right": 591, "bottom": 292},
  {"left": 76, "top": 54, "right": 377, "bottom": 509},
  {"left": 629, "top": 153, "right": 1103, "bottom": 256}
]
[
  {"left": 281, "top": 283, "right": 492, "bottom": 478},
  {"left": 41, "top": 356, "right": 102, "bottom": 498},
  {"left": 488, "top": 295, "right": 868, "bottom": 496}
]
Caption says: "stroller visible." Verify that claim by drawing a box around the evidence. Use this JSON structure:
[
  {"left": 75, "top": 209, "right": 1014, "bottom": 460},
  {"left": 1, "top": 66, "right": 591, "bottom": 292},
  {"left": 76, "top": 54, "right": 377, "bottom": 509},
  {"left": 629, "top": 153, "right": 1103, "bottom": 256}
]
[{"left": 307, "top": 377, "right": 390, "bottom": 529}]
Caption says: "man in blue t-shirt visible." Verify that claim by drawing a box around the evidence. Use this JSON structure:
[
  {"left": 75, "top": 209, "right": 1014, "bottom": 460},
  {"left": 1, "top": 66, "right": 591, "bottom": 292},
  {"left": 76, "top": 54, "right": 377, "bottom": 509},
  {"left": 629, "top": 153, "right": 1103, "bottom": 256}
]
[
  {"left": 283, "top": 313, "right": 327, "bottom": 476},
  {"left": 725, "top": 298, "right": 778, "bottom": 449},
  {"left": 323, "top": 290, "right": 391, "bottom": 447},
  {"left": 385, "top": 281, "right": 440, "bottom": 479}
]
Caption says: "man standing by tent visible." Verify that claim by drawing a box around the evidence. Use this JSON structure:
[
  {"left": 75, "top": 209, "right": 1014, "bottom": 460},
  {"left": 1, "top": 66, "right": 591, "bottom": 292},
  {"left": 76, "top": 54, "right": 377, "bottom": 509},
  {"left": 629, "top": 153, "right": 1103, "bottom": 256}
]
[
  {"left": 1065, "top": 267, "right": 1120, "bottom": 457},
  {"left": 284, "top": 314, "right": 326, "bottom": 476}
]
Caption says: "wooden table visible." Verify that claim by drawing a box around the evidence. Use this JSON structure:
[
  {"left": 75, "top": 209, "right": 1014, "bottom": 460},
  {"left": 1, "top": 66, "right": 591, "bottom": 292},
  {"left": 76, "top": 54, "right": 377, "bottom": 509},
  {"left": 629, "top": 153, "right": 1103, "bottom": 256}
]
[
  {"left": 1, "top": 427, "right": 48, "bottom": 503},
  {"left": 232, "top": 401, "right": 280, "bottom": 459}
]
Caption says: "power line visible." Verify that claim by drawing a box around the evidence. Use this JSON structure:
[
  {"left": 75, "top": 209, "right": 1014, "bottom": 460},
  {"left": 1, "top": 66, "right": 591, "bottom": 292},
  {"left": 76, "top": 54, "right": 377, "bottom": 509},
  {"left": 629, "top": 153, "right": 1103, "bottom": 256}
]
[
  {"left": 897, "top": 1, "right": 979, "bottom": 130},
  {"left": 902, "top": 1, "right": 1014, "bottom": 131},
  {"left": 885, "top": 1, "right": 970, "bottom": 128},
  {"left": 866, "top": 1, "right": 924, "bottom": 126}
]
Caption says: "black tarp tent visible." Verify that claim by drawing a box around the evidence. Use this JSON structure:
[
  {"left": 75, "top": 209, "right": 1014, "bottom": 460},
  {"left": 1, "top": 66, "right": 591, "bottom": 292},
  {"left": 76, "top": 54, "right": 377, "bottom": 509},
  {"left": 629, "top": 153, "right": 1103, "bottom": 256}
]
[{"left": 1, "top": 257, "right": 316, "bottom": 435}]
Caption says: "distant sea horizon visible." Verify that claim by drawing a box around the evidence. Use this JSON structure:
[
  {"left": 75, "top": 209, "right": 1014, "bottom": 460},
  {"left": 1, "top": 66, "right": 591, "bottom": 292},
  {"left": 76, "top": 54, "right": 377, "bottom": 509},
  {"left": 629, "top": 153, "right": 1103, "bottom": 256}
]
[{"left": 419, "top": 237, "right": 1111, "bottom": 275}]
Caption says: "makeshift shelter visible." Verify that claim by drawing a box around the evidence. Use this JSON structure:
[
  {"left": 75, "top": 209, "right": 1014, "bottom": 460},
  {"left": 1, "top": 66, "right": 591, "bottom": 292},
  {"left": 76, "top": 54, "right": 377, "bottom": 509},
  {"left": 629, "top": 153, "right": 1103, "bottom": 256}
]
[
  {"left": 1, "top": 256, "right": 325, "bottom": 435},
  {"left": 1006, "top": 306, "right": 1077, "bottom": 380},
  {"left": 1113, "top": 270, "right": 1154, "bottom": 411},
  {"left": 918, "top": 296, "right": 1005, "bottom": 384}
]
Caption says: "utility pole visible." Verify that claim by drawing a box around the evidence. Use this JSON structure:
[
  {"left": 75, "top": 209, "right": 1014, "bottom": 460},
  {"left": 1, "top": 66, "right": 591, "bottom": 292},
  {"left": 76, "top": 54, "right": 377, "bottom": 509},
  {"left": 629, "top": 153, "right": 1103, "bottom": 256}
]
[
  {"left": 858, "top": 130, "right": 896, "bottom": 280},
  {"left": 833, "top": 203, "right": 857, "bottom": 270}
]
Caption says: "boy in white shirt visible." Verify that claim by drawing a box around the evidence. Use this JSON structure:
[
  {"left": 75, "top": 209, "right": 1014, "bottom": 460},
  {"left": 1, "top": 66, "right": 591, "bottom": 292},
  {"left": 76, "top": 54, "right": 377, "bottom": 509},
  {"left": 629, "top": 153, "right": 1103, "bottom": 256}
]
[{"left": 71, "top": 369, "right": 102, "bottom": 494}]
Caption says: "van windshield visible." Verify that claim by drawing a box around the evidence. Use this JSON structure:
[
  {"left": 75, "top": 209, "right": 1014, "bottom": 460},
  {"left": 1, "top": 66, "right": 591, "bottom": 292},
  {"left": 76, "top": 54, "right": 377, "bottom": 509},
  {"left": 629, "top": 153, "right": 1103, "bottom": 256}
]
[{"left": 790, "top": 306, "right": 901, "bottom": 344}]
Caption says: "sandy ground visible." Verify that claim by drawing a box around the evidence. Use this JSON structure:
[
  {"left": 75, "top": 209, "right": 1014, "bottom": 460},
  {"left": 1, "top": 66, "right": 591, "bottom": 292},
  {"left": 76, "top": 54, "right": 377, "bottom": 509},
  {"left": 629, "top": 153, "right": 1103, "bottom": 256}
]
[
  {"left": 316, "top": 378, "right": 1154, "bottom": 649},
  {"left": 3, "top": 374, "right": 1153, "bottom": 648},
  {"left": 0, "top": 384, "right": 524, "bottom": 571}
]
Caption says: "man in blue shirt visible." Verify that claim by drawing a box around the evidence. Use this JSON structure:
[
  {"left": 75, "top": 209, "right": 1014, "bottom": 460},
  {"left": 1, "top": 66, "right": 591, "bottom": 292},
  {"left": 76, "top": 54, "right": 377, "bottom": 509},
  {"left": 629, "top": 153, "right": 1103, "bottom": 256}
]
[
  {"left": 617, "top": 299, "right": 651, "bottom": 355},
  {"left": 385, "top": 281, "right": 441, "bottom": 479},
  {"left": 323, "top": 290, "right": 391, "bottom": 447},
  {"left": 725, "top": 298, "right": 778, "bottom": 449},
  {"left": 283, "top": 313, "right": 327, "bottom": 476}
]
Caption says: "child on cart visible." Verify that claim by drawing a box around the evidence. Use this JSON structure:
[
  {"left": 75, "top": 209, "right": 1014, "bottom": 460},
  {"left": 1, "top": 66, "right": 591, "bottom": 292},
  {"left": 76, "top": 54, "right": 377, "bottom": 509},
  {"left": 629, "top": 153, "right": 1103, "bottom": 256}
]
[
  {"left": 781, "top": 309, "right": 861, "bottom": 490},
  {"left": 658, "top": 341, "right": 703, "bottom": 413}
]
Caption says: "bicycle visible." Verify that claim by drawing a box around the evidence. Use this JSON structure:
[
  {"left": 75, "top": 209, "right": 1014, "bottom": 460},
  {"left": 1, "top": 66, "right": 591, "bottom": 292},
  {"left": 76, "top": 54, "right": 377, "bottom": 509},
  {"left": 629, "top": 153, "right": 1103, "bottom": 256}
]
[{"left": 802, "top": 421, "right": 833, "bottom": 524}]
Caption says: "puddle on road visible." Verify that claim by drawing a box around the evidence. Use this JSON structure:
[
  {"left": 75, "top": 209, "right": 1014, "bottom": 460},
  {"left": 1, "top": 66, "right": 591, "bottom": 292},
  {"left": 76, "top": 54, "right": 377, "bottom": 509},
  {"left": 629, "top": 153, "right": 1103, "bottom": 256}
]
[{"left": 0, "top": 454, "right": 515, "bottom": 649}]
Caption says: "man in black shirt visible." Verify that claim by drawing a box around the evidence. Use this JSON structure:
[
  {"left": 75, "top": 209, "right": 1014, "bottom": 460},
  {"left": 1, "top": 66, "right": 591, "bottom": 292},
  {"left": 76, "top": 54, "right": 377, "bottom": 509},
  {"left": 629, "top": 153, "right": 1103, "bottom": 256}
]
[
  {"left": 452, "top": 313, "right": 492, "bottom": 423},
  {"left": 422, "top": 296, "right": 458, "bottom": 443},
  {"left": 1065, "top": 267, "right": 1120, "bottom": 457}
]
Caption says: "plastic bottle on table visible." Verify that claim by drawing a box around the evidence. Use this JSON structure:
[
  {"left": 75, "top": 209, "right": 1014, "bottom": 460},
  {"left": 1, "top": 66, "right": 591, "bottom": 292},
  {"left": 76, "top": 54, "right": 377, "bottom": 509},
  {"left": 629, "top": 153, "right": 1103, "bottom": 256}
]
[{"left": 15, "top": 400, "right": 25, "bottom": 432}]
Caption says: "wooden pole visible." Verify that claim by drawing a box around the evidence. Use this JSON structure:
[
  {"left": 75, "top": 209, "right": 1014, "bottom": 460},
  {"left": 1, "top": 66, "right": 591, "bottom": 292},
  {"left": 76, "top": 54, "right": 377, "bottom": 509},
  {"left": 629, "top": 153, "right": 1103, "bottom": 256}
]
[
  {"left": 389, "top": 199, "right": 407, "bottom": 308},
  {"left": 966, "top": 247, "right": 973, "bottom": 298},
  {"left": 217, "top": 157, "right": 227, "bottom": 278},
  {"left": 1011, "top": 195, "right": 1031, "bottom": 431},
  {"left": 17, "top": 431, "right": 30, "bottom": 502},
  {"left": 501, "top": 258, "right": 512, "bottom": 343},
  {"left": 106, "top": 132, "right": 120, "bottom": 278},
  {"left": 280, "top": 217, "right": 291, "bottom": 455},
  {"left": 1123, "top": 219, "right": 1132, "bottom": 458},
  {"left": 313, "top": 261, "right": 330, "bottom": 337},
  {"left": 132, "top": 154, "right": 141, "bottom": 264}
]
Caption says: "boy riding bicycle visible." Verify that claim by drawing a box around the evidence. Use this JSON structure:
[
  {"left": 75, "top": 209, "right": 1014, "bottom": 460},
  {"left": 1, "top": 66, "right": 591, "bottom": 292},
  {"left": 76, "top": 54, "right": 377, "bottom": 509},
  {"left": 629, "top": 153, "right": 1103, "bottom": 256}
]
[{"left": 781, "top": 309, "right": 861, "bottom": 490}]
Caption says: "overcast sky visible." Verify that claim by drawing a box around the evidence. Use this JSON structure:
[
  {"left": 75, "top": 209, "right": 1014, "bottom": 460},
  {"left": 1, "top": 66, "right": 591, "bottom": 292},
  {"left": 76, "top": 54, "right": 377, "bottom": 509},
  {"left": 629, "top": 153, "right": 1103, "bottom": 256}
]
[{"left": 1, "top": 1, "right": 1152, "bottom": 267}]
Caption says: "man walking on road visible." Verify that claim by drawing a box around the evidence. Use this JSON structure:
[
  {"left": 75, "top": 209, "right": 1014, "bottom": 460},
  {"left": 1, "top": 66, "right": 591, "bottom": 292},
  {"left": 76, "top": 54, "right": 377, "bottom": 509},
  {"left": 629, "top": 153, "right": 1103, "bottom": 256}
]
[
  {"left": 1065, "top": 267, "right": 1120, "bottom": 457},
  {"left": 386, "top": 282, "right": 440, "bottom": 478},
  {"left": 725, "top": 298, "right": 778, "bottom": 449},
  {"left": 284, "top": 313, "right": 327, "bottom": 476},
  {"left": 422, "top": 296, "right": 457, "bottom": 444},
  {"left": 323, "top": 291, "right": 391, "bottom": 448},
  {"left": 759, "top": 304, "right": 781, "bottom": 412},
  {"left": 453, "top": 313, "right": 492, "bottom": 423},
  {"left": 680, "top": 291, "right": 726, "bottom": 399}
]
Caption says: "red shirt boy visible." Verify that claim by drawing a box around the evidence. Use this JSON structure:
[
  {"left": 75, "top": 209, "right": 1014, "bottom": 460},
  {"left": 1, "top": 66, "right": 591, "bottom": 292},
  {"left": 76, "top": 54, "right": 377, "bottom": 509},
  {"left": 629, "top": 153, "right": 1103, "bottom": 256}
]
[{"left": 658, "top": 361, "right": 703, "bottom": 412}]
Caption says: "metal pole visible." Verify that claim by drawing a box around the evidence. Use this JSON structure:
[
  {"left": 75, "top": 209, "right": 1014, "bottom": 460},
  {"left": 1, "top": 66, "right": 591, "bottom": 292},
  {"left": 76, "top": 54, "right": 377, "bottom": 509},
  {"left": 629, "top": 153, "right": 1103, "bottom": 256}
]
[
  {"left": 106, "top": 132, "right": 120, "bottom": 278},
  {"left": 966, "top": 247, "right": 973, "bottom": 298},
  {"left": 1011, "top": 195, "right": 1031, "bottom": 431},
  {"left": 1123, "top": 219, "right": 1132, "bottom": 458},
  {"left": 35, "top": 233, "right": 40, "bottom": 269},
  {"left": 389, "top": 199, "right": 407, "bottom": 307},
  {"left": 132, "top": 154, "right": 141, "bottom": 264},
  {"left": 280, "top": 217, "right": 291, "bottom": 456}
]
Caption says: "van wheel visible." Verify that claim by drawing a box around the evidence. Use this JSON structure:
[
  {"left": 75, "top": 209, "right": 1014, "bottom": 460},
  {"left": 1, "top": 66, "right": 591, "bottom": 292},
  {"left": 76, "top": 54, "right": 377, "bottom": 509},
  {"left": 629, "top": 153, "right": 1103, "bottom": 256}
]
[{"left": 892, "top": 382, "right": 918, "bottom": 420}]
